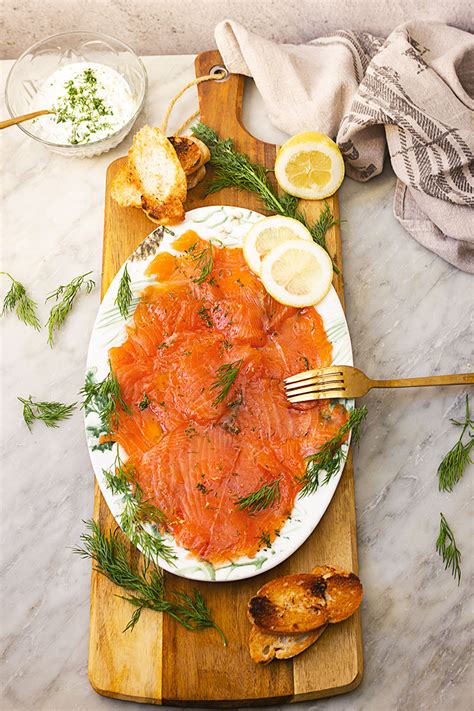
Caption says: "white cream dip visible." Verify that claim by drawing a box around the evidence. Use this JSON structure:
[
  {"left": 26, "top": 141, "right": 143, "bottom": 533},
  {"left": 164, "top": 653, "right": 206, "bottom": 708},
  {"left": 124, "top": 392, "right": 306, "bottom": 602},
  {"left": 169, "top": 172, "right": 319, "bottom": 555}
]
[{"left": 30, "top": 62, "right": 135, "bottom": 145}]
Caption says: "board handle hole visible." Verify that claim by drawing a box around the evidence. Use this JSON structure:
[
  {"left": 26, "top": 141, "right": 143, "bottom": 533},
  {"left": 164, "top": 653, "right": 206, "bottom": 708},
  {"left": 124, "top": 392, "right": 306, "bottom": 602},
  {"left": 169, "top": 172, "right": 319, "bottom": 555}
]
[{"left": 209, "top": 65, "right": 230, "bottom": 82}]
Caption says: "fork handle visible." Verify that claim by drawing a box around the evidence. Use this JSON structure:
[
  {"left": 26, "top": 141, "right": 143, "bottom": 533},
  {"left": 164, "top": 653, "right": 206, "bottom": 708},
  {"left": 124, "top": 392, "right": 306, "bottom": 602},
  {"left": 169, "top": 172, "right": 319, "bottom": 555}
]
[{"left": 370, "top": 373, "right": 474, "bottom": 389}]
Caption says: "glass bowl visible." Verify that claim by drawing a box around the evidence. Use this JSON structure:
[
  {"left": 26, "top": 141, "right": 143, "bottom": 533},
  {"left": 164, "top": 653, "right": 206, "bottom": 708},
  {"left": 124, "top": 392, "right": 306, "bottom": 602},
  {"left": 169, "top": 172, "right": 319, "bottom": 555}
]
[{"left": 5, "top": 31, "right": 147, "bottom": 158}]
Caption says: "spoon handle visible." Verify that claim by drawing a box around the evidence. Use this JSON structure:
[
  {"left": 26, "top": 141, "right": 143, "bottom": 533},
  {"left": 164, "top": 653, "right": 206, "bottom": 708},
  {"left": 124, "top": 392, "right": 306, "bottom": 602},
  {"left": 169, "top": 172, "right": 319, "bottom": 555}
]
[{"left": 0, "top": 109, "right": 54, "bottom": 130}]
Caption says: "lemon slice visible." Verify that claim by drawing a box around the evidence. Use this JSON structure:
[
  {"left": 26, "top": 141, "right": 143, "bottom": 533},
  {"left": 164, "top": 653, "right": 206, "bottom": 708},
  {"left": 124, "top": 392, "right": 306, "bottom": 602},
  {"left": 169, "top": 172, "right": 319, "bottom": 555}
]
[
  {"left": 275, "top": 132, "right": 345, "bottom": 200},
  {"left": 243, "top": 215, "right": 312, "bottom": 275},
  {"left": 260, "top": 239, "right": 333, "bottom": 307}
]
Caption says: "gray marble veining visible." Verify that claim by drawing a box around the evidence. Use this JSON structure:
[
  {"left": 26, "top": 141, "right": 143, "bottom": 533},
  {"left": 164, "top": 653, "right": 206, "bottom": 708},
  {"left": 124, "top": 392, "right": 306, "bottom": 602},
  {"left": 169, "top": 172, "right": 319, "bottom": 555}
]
[{"left": 0, "top": 55, "right": 472, "bottom": 711}]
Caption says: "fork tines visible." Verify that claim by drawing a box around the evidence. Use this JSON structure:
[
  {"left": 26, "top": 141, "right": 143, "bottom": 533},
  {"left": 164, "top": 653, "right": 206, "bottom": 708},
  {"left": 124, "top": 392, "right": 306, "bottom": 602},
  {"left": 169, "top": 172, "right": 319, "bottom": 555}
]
[{"left": 284, "top": 367, "right": 346, "bottom": 402}]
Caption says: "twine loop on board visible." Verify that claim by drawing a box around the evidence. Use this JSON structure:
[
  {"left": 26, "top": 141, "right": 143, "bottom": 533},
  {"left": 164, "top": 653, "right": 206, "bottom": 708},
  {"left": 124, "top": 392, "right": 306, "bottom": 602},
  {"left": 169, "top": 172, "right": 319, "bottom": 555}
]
[{"left": 160, "top": 68, "right": 228, "bottom": 137}]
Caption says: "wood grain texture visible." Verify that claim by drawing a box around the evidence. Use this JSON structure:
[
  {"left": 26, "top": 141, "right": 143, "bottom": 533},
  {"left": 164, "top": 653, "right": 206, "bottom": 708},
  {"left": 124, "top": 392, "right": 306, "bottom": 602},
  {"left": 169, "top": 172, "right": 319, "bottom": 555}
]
[{"left": 88, "top": 49, "right": 362, "bottom": 706}]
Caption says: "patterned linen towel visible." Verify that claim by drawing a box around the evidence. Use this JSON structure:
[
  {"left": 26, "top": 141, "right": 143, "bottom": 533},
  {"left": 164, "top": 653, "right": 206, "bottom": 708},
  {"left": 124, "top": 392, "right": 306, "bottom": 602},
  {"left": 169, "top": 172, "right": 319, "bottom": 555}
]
[{"left": 215, "top": 20, "right": 474, "bottom": 272}]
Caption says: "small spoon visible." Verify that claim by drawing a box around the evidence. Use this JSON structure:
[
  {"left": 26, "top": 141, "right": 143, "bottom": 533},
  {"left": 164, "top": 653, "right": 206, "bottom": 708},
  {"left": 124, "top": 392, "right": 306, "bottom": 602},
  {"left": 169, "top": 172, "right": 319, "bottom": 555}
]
[{"left": 0, "top": 109, "right": 54, "bottom": 130}]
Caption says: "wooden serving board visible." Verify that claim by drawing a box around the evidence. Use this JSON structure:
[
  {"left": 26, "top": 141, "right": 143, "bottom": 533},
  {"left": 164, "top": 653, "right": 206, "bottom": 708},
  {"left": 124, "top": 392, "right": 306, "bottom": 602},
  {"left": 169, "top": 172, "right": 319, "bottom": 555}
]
[{"left": 89, "top": 49, "right": 363, "bottom": 706}]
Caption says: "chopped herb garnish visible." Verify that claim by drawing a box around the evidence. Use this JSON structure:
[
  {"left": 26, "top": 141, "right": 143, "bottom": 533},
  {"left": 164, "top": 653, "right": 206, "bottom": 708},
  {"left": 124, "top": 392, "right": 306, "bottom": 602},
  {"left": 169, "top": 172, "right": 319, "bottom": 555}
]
[
  {"left": 221, "top": 417, "right": 240, "bottom": 435},
  {"left": 258, "top": 531, "right": 272, "bottom": 549},
  {"left": 157, "top": 342, "right": 169, "bottom": 350},
  {"left": 196, "top": 482, "right": 209, "bottom": 495},
  {"left": 46, "top": 271, "right": 95, "bottom": 346},
  {"left": 227, "top": 389, "right": 243, "bottom": 409},
  {"left": 197, "top": 305, "right": 213, "bottom": 328},
  {"left": 18, "top": 395, "right": 76, "bottom": 431},
  {"left": 53, "top": 69, "right": 114, "bottom": 145},
  {"left": 185, "top": 424, "right": 197, "bottom": 438},
  {"left": 138, "top": 393, "right": 150, "bottom": 411},
  {"left": 222, "top": 339, "right": 233, "bottom": 350},
  {"left": 235, "top": 478, "right": 281, "bottom": 514},
  {"left": 1, "top": 272, "right": 41, "bottom": 330},
  {"left": 210, "top": 359, "right": 243, "bottom": 407}
]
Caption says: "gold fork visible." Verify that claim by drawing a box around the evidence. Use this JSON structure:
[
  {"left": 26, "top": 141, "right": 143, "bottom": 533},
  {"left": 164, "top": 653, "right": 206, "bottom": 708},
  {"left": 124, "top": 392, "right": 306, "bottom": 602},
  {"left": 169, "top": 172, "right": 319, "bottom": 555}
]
[{"left": 284, "top": 365, "right": 474, "bottom": 403}]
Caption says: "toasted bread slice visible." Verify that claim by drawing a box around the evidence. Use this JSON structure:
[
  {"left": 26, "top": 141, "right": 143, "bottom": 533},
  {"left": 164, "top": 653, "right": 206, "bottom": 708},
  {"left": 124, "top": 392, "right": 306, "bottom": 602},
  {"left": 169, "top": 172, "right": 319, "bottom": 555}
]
[
  {"left": 110, "top": 163, "right": 142, "bottom": 208},
  {"left": 128, "top": 125, "right": 187, "bottom": 201},
  {"left": 111, "top": 161, "right": 185, "bottom": 224},
  {"left": 249, "top": 623, "right": 327, "bottom": 664},
  {"left": 128, "top": 125, "right": 187, "bottom": 225},
  {"left": 188, "top": 135, "right": 211, "bottom": 165},
  {"left": 187, "top": 165, "right": 206, "bottom": 190},
  {"left": 248, "top": 574, "right": 328, "bottom": 634},
  {"left": 311, "top": 566, "right": 363, "bottom": 623},
  {"left": 141, "top": 194, "right": 185, "bottom": 226},
  {"left": 249, "top": 568, "right": 363, "bottom": 635},
  {"left": 169, "top": 136, "right": 203, "bottom": 175},
  {"left": 111, "top": 128, "right": 211, "bottom": 224}
]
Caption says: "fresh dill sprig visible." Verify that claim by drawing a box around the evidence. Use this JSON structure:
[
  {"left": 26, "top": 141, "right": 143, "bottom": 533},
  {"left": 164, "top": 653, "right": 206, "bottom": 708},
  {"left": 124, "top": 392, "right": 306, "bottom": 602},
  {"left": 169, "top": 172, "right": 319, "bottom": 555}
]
[
  {"left": 191, "top": 122, "right": 339, "bottom": 267},
  {"left": 46, "top": 271, "right": 95, "bottom": 346},
  {"left": 235, "top": 478, "right": 281, "bottom": 514},
  {"left": 1, "top": 272, "right": 41, "bottom": 330},
  {"left": 436, "top": 513, "right": 461, "bottom": 584},
  {"left": 299, "top": 406, "right": 368, "bottom": 497},
  {"left": 170, "top": 591, "right": 227, "bottom": 645},
  {"left": 18, "top": 395, "right": 76, "bottom": 431},
  {"left": 75, "top": 520, "right": 226, "bottom": 643},
  {"left": 102, "top": 450, "right": 135, "bottom": 496},
  {"left": 210, "top": 359, "right": 243, "bottom": 407},
  {"left": 303, "top": 202, "right": 338, "bottom": 248},
  {"left": 102, "top": 448, "right": 172, "bottom": 564},
  {"left": 438, "top": 395, "right": 474, "bottom": 493},
  {"left": 190, "top": 241, "right": 214, "bottom": 285},
  {"left": 192, "top": 123, "right": 285, "bottom": 214},
  {"left": 80, "top": 366, "right": 130, "bottom": 432},
  {"left": 114, "top": 265, "right": 133, "bottom": 319}
]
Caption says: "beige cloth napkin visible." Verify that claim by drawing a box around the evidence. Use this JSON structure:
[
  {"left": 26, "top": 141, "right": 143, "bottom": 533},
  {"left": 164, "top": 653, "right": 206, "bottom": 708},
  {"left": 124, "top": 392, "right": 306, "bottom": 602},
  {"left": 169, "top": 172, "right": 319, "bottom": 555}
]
[{"left": 215, "top": 20, "right": 474, "bottom": 273}]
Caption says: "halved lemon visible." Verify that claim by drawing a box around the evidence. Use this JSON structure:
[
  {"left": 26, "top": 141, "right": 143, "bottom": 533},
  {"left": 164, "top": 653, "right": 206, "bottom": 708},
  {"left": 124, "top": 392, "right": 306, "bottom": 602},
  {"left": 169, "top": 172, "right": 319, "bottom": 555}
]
[
  {"left": 243, "top": 215, "right": 312, "bottom": 275},
  {"left": 274, "top": 132, "right": 345, "bottom": 200},
  {"left": 260, "top": 239, "right": 333, "bottom": 307}
]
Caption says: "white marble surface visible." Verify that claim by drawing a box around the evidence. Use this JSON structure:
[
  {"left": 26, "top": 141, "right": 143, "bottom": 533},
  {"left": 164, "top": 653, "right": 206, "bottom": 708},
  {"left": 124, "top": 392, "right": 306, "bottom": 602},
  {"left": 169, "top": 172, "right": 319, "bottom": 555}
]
[{"left": 1, "top": 55, "right": 473, "bottom": 711}]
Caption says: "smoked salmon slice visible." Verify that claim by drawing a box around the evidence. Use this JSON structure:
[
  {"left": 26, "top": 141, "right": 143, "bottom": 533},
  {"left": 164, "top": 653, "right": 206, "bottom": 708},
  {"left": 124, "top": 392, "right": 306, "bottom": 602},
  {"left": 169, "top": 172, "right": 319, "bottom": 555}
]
[{"left": 109, "top": 232, "right": 347, "bottom": 565}]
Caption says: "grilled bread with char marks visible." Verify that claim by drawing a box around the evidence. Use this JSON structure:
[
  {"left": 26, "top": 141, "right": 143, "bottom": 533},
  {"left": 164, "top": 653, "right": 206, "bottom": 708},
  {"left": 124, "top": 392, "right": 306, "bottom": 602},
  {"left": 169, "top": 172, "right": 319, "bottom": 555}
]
[
  {"left": 311, "top": 565, "right": 363, "bottom": 624},
  {"left": 169, "top": 135, "right": 210, "bottom": 175},
  {"left": 248, "top": 566, "right": 362, "bottom": 635},
  {"left": 248, "top": 573, "right": 328, "bottom": 634}
]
